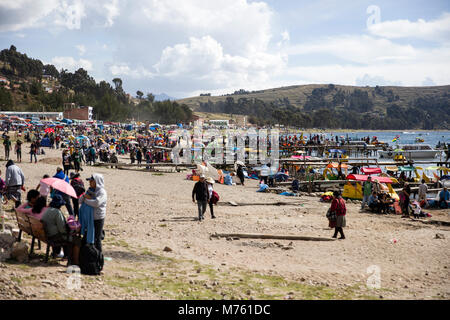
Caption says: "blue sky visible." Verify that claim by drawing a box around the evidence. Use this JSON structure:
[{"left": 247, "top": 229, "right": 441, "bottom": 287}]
[{"left": 0, "top": 0, "right": 449, "bottom": 98}]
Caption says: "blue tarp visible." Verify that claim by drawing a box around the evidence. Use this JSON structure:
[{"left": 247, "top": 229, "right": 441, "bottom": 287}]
[
  {"left": 329, "top": 149, "right": 345, "bottom": 153},
  {"left": 40, "top": 138, "right": 51, "bottom": 147}
]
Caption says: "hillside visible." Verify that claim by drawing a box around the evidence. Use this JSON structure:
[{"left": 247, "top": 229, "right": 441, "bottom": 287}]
[
  {"left": 177, "top": 84, "right": 450, "bottom": 130},
  {"left": 0, "top": 45, "right": 192, "bottom": 123}
]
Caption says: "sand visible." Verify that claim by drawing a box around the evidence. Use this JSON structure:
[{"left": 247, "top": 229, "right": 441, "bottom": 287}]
[{"left": 0, "top": 143, "right": 449, "bottom": 300}]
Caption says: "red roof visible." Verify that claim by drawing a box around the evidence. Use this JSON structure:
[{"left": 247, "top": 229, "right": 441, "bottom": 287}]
[
  {"left": 361, "top": 167, "right": 382, "bottom": 175},
  {"left": 346, "top": 174, "right": 394, "bottom": 184}
]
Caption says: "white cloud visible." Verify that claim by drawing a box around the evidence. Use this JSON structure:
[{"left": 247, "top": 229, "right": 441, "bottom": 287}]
[
  {"left": 153, "top": 35, "right": 287, "bottom": 89},
  {"left": 287, "top": 35, "right": 417, "bottom": 65},
  {"left": 53, "top": 0, "right": 86, "bottom": 30},
  {"left": 76, "top": 44, "right": 86, "bottom": 56},
  {"left": 368, "top": 12, "right": 450, "bottom": 42},
  {"left": 0, "top": 0, "right": 59, "bottom": 32},
  {"left": 142, "top": 0, "right": 273, "bottom": 55},
  {"left": 355, "top": 74, "right": 402, "bottom": 86},
  {"left": 51, "top": 56, "right": 93, "bottom": 71},
  {"left": 103, "top": 0, "right": 120, "bottom": 27},
  {"left": 109, "top": 63, "right": 154, "bottom": 79},
  {"left": 0, "top": 0, "right": 120, "bottom": 32}
]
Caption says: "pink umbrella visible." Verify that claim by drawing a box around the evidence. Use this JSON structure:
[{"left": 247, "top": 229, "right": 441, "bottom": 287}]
[{"left": 41, "top": 178, "right": 77, "bottom": 198}]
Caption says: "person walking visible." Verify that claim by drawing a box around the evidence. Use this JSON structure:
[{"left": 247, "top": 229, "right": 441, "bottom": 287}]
[
  {"left": 136, "top": 148, "right": 142, "bottom": 166},
  {"left": 192, "top": 174, "right": 209, "bottom": 221},
  {"left": 330, "top": 191, "right": 346, "bottom": 239},
  {"left": 62, "top": 150, "right": 72, "bottom": 176},
  {"left": 402, "top": 182, "right": 412, "bottom": 218},
  {"left": 3, "top": 136, "right": 11, "bottom": 160},
  {"left": 30, "top": 141, "right": 38, "bottom": 163},
  {"left": 72, "top": 148, "right": 82, "bottom": 173},
  {"left": 15, "top": 139, "right": 22, "bottom": 162},
  {"left": 5, "top": 160, "right": 25, "bottom": 208},
  {"left": 361, "top": 176, "right": 373, "bottom": 210},
  {"left": 206, "top": 177, "right": 216, "bottom": 219},
  {"left": 80, "top": 174, "right": 107, "bottom": 253}
]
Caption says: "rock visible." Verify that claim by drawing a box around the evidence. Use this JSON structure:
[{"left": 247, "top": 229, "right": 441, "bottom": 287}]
[
  {"left": 435, "top": 233, "right": 445, "bottom": 239},
  {"left": 0, "top": 230, "right": 15, "bottom": 262},
  {"left": 11, "top": 242, "right": 29, "bottom": 263},
  {"left": 163, "top": 246, "right": 172, "bottom": 252},
  {"left": 282, "top": 246, "right": 294, "bottom": 250}
]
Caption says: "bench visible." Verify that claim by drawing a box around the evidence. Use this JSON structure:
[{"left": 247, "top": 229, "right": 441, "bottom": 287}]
[{"left": 15, "top": 210, "right": 52, "bottom": 262}]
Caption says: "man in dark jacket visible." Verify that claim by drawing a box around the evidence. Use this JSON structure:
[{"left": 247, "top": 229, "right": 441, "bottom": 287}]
[{"left": 192, "top": 174, "right": 210, "bottom": 221}]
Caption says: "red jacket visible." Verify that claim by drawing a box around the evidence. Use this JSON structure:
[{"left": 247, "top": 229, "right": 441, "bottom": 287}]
[{"left": 331, "top": 198, "right": 346, "bottom": 216}]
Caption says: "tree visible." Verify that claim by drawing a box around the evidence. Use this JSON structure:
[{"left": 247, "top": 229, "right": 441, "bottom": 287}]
[
  {"left": 112, "top": 78, "right": 123, "bottom": 91},
  {"left": 136, "top": 90, "right": 143, "bottom": 100},
  {"left": 146, "top": 93, "right": 155, "bottom": 103},
  {"left": 43, "top": 64, "right": 60, "bottom": 79}
]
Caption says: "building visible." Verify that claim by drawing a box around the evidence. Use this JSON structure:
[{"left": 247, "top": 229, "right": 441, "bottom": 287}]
[
  {"left": 63, "top": 106, "right": 93, "bottom": 120},
  {"left": 209, "top": 120, "right": 229, "bottom": 127},
  {"left": 0, "top": 111, "right": 63, "bottom": 120}
]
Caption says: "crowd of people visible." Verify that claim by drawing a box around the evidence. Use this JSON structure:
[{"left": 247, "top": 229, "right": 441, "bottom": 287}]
[{"left": 1, "top": 155, "right": 107, "bottom": 271}]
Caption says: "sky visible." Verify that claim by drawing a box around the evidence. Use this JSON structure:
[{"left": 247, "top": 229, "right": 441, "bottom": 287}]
[{"left": 0, "top": 0, "right": 449, "bottom": 99}]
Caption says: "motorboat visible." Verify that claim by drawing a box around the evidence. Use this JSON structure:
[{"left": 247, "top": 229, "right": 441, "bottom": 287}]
[{"left": 379, "top": 144, "right": 441, "bottom": 159}]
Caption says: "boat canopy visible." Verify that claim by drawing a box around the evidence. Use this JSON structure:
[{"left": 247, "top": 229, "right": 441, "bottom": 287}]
[
  {"left": 346, "top": 174, "right": 394, "bottom": 184},
  {"left": 327, "top": 163, "right": 348, "bottom": 169},
  {"left": 398, "top": 166, "right": 416, "bottom": 172},
  {"left": 361, "top": 167, "right": 382, "bottom": 175}
]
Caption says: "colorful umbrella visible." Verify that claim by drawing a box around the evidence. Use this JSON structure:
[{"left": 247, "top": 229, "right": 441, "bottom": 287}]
[
  {"left": 41, "top": 178, "right": 77, "bottom": 198},
  {"left": 45, "top": 128, "right": 55, "bottom": 133}
]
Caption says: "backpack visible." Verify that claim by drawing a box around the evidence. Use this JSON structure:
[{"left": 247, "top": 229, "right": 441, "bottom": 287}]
[
  {"left": 79, "top": 243, "right": 104, "bottom": 275},
  {"left": 211, "top": 191, "right": 220, "bottom": 205}
]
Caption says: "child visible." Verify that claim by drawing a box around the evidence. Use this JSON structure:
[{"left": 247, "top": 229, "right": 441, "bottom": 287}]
[
  {"left": 36, "top": 174, "right": 51, "bottom": 200},
  {"left": 412, "top": 202, "right": 422, "bottom": 219}
]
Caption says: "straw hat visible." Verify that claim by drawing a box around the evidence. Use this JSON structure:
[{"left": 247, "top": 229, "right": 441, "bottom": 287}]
[{"left": 206, "top": 177, "right": 215, "bottom": 184}]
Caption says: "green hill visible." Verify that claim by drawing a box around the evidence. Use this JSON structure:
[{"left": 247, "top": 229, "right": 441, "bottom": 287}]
[{"left": 177, "top": 84, "right": 450, "bottom": 130}]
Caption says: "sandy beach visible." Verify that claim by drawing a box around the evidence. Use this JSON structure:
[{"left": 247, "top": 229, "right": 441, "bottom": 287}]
[{"left": 0, "top": 144, "right": 449, "bottom": 300}]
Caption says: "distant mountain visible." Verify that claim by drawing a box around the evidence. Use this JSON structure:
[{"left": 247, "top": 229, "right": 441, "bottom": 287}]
[
  {"left": 154, "top": 93, "right": 176, "bottom": 101},
  {"left": 176, "top": 84, "right": 450, "bottom": 130}
]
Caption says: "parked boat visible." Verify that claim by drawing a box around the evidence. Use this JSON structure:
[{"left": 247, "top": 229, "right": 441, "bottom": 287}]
[{"left": 379, "top": 144, "right": 441, "bottom": 159}]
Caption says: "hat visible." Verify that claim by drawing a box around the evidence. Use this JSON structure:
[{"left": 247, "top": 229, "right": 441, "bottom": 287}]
[
  {"left": 206, "top": 177, "right": 215, "bottom": 184},
  {"left": 199, "top": 174, "right": 206, "bottom": 179},
  {"left": 70, "top": 172, "right": 80, "bottom": 179},
  {"left": 49, "top": 194, "right": 66, "bottom": 208},
  {"left": 86, "top": 175, "right": 95, "bottom": 181}
]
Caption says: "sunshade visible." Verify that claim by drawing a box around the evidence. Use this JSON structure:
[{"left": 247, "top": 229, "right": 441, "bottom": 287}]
[
  {"left": 386, "top": 166, "right": 399, "bottom": 172},
  {"left": 346, "top": 174, "right": 394, "bottom": 184},
  {"left": 44, "top": 128, "right": 54, "bottom": 133},
  {"left": 361, "top": 167, "right": 382, "bottom": 175},
  {"left": 41, "top": 178, "right": 77, "bottom": 198},
  {"left": 327, "top": 163, "right": 348, "bottom": 169}
]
